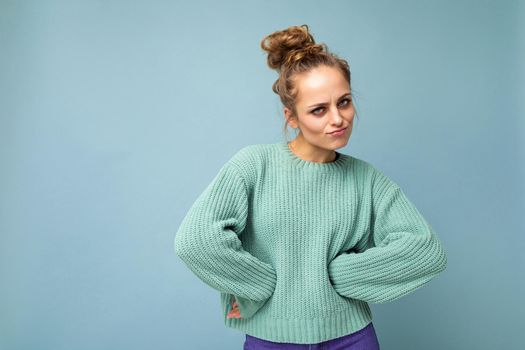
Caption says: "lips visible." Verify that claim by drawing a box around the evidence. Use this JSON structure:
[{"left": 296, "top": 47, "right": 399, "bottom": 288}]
[{"left": 328, "top": 127, "right": 347, "bottom": 134}]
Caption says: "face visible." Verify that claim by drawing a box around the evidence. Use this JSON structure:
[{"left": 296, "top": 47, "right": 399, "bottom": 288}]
[{"left": 284, "top": 65, "right": 354, "bottom": 152}]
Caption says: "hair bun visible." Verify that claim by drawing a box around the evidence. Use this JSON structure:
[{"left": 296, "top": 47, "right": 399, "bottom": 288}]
[{"left": 260, "top": 24, "right": 325, "bottom": 70}]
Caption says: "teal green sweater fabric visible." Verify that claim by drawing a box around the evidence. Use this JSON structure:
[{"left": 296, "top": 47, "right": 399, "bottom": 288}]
[{"left": 174, "top": 140, "right": 447, "bottom": 344}]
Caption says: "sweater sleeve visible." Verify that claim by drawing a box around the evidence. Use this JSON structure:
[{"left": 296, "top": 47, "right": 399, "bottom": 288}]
[
  {"left": 327, "top": 170, "right": 448, "bottom": 304},
  {"left": 174, "top": 160, "right": 277, "bottom": 318}
]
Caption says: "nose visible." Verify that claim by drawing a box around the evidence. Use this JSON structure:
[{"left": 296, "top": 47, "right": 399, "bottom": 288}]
[{"left": 329, "top": 107, "right": 344, "bottom": 125}]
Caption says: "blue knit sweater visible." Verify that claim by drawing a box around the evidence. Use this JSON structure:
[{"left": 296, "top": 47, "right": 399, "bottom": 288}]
[{"left": 174, "top": 140, "right": 447, "bottom": 344}]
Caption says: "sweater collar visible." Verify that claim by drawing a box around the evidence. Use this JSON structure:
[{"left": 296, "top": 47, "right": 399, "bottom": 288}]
[{"left": 277, "top": 140, "right": 348, "bottom": 172}]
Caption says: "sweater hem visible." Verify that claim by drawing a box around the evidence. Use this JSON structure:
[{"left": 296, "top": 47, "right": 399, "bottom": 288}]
[{"left": 222, "top": 293, "right": 373, "bottom": 344}]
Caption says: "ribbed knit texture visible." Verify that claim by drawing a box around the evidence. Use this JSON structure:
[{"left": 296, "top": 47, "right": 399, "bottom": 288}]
[{"left": 174, "top": 140, "right": 447, "bottom": 344}]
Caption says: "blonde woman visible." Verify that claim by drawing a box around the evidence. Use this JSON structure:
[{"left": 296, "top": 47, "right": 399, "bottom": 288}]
[{"left": 174, "top": 24, "right": 447, "bottom": 349}]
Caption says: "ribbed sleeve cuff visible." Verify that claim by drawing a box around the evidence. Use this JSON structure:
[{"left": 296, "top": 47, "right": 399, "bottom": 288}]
[{"left": 327, "top": 251, "right": 357, "bottom": 298}]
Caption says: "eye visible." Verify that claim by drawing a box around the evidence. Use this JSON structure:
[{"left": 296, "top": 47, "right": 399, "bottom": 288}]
[
  {"left": 339, "top": 98, "right": 352, "bottom": 107},
  {"left": 311, "top": 107, "right": 325, "bottom": 115},
  {"left": 310, "top": 98, "right": 352, "bottom": 116}
]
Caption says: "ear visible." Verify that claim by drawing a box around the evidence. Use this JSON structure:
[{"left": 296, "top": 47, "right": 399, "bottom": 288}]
[{"left": 284, "top": 107, "right": 298, "bottom": 129}]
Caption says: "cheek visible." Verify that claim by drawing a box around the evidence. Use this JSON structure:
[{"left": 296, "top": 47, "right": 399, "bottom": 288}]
[
  {"left": 297, "top": 113, "right": 320, "bottom": 130},
  {"left": 346, "top": 105, "right": 355, "bottom": 118},
  {"left": 303, "top": 118, "right": 326, "bottom": 133}
]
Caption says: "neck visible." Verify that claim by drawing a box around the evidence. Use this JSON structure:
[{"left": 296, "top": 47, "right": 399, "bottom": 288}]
[{"left": 289, "top": 134, "right": 338, "bottom": 163}]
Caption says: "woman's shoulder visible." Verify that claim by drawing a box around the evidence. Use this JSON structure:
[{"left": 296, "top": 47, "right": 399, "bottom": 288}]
[
  {"left": 227, "top": 142, "right": 273, "bottom": 168},
  {"left": 344, "top": 154, "right": 376, "bottom": 177},
  {"left": 346, "top": 155, "right": 399, "bottom": 191},
  {"left": 221, "top": 142, "right": 275, "bottom": 185}
]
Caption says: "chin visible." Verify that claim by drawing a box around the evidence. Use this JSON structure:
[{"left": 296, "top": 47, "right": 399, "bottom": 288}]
[
  {"left": 336, "top": 139, "right": 349, "bottom": 149},
  {"left": 334, "top": 135, "right": 350, "bottom": 145}
]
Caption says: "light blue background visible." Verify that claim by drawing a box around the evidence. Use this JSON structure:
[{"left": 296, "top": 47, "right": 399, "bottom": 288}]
[{"left": 1, "top": 0, "right": 523, "bottom": 349}]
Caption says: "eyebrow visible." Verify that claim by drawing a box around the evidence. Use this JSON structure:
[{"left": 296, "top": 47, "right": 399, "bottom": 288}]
[{"left": 307, "top": 93, "right": 352, "bottom": 109}]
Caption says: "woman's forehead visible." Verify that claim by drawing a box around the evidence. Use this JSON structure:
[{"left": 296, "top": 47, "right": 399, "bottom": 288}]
[{"left": 294, "top": 67, "right": 350, "bottom": 104}]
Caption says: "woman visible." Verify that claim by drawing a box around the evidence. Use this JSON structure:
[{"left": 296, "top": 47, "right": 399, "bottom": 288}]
[{"left": 174, "top": 24, "right": 447, "bottom": 349}]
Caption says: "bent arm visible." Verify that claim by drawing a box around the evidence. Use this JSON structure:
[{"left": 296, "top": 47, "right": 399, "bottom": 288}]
[
  {"left": 174, "top": 162, "right": 276, "bottom": 318},
  {"left": 328, "top": 174, "right": 447, "bottom": 304}
]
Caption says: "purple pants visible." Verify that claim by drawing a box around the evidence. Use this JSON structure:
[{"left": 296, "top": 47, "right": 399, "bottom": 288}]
[{"left": 243, "top": 322, "right": 380, "bottom": 350}]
